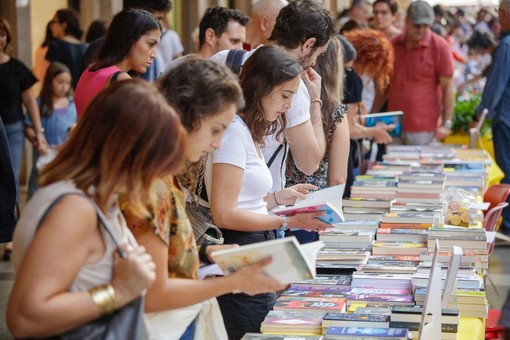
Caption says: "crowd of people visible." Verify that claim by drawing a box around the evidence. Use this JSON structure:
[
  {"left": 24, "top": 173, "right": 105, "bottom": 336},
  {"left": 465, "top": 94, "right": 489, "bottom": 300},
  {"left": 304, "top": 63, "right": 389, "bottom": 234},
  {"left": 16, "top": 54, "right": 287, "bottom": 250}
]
[{"left": 1, "top": 0, "right": 510, "bottom": 339}]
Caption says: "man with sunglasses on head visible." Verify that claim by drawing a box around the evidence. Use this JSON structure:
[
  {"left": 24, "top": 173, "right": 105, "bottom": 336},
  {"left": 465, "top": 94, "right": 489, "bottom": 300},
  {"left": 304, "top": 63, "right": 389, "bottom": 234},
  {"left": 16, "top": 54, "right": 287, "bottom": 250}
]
[{"left": 387, "top": 0, "right": 454, "bottom": 146}]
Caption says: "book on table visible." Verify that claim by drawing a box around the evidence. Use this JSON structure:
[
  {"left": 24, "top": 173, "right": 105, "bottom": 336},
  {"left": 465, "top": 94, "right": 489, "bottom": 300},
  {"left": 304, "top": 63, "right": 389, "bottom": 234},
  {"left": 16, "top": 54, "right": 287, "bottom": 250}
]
[
  {"left": 210, "top": 236, "right": 324, "bottom": 284},
  {"left": 361, "top": 110, "right": 404, "bottom": 138},
  {"left": 272, "top": 184, "right": 345, "bottom": 224},
  {"left": 241, "top": 333, "right": 323, "bottom": 340},
  {"left": 324, "top": 326, "right": 409, "bottom": 339},
  {"left": 273, "top": 296, "right": 347, "bottom": 312},
  {"left": 321, "top": 312, "right": 390, "bottom": 329},
  {"left": 260, "top": 310, "right": 325, "bottom": 335}
]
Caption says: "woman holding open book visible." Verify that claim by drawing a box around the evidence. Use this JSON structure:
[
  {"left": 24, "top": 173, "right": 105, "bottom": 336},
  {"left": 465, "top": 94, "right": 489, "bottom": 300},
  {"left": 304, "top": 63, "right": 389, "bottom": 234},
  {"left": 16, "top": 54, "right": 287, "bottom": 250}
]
[
  {"left": 205, "top": 45, "right": 333, "bottom": 340},
  {"left": 121, "top": 59, "right": 286, "bottom": 340},
  {"left": 286, "top": 35, "right": 350, "bottom": 244}
]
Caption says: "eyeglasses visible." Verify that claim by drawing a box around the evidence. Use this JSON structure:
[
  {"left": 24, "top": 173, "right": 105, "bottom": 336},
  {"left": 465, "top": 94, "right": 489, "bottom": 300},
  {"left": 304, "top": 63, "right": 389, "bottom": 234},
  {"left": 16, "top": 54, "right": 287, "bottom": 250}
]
[
  {"left": 412, "top": 23, "right": 430, "bottom": 28},
  {"left": 374, "top": 10, "right": 391, "bottom": 16}
]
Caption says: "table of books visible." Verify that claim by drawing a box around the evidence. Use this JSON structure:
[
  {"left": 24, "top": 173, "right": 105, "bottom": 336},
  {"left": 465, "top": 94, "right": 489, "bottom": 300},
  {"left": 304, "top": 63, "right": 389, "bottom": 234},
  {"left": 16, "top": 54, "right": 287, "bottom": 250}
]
[{"left": 246, "top": 144, "right": 493, "bottom": 340}]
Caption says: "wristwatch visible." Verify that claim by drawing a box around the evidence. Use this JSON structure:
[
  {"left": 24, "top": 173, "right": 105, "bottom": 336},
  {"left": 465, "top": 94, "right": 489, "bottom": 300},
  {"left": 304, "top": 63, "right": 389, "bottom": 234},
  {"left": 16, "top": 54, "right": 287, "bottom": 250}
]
[
  {"left": 443, "top": 119, "right": 453, "bottom": 129},
  {"left": 280, "top": 215, "right": 288, "bottom": 231}
]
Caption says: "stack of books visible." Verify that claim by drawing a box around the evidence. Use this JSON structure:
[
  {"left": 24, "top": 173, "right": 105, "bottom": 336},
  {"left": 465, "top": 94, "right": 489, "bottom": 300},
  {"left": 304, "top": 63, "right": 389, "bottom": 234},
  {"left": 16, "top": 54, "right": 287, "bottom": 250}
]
[
  {"left": 260, "top": 310, "right": 326, "bottom": 335},
  {"left": 389, "top": 305, "right": 459, "bottom": 339},
  {"left": 316, "top": 247, "right": 371, "bottom": 273},
  {"left": 358, "top": 255, "right": 420, "bottom": 274},
  {"left": 342, "top": 198, "right": 392, "bottom": 221},
  {"left": 413, "top": 287, "right": 488, "bottom": 318},
  {"left": 323, "top": 326, "right": 409, "bottom": 339},
  {"left": 419, "top": 249, "right": 489, "bottom": 269},
  {"left": 319, "top": 229, "right": 375, "bottom": 249},
  {"left": 395, "top": 178, "right": 445, "bottom": 203},
  {"left": 426, "top": 226, "right": 488, "bottom": 254},
  {"left": 350, "top": 180, "right": 398, "bottom": 200},
  {"left": 242, "top": 334, "right": 323, "bottom": 339},
  {"left": 371, "top": 240, "right": 428, "bottom": 256},
  {"left": 321, "top": 312, "right": 390, "bottom": 332},
  {"left": 350, "top": 272, "right": 413, "bottom": 292},
  {"left": 273, "top": 296, "right": 347, "bottom": 314}
]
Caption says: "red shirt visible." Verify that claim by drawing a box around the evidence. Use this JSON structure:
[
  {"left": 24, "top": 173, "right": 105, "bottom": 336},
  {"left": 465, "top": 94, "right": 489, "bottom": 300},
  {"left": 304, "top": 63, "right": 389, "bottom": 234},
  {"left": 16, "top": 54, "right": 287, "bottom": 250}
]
[{"left": 388, "top": 30, "right": 454, "bottom": 133}]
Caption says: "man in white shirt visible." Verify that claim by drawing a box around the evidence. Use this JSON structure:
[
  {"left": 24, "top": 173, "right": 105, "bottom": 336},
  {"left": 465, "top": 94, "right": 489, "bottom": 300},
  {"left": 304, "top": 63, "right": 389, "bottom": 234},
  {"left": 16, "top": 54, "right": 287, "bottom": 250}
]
[{"left": 211, "top": 0, "right": 337, "bottom": 195}]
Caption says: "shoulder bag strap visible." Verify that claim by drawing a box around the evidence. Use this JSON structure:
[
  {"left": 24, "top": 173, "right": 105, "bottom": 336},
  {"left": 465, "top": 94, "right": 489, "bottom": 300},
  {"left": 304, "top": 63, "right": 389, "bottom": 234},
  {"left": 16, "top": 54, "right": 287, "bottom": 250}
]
[
  {"left": 266, "top": 142, "right": 285, "bottom": 168},
  {"left": 110, "top": 71, "right": 125, "bottom": 84},
  {"left": 225, "top": 49, "right": 247, "bottom": 75},
  {"left": 37, "top": 192, "right": 127, "bottom": 258}
]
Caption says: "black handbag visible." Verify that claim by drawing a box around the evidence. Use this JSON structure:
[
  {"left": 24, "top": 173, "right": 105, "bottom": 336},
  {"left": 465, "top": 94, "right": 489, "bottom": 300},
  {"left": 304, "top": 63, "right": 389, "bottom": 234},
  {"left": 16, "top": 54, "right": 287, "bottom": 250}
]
[
  {"left": 31, "top": 192, "right": 148, "bottom": 340},
  {"left": 186, "top": 157, "right": 224, "bottom": 245}
]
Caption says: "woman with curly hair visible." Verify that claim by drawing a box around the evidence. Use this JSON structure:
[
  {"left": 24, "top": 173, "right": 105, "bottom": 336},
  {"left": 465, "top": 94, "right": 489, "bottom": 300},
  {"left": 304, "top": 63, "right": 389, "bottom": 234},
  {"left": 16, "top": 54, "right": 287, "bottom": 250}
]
[{"left": 343, "top": 29, "right": 394, "bottom": 114}]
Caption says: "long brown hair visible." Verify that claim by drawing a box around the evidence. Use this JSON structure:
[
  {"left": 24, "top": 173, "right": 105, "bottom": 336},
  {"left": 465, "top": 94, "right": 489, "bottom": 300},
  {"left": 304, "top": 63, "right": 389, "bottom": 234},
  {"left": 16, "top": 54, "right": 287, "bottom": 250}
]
[
  {"left": 158, "top": 58, "right": 244, "bottom": 191},
  {"left": 158, "top": 59, "right": 244, "bottom": 133},
  {"left": 240, "top": 45, "right": 302, "bottom": 145},
  {"left": 39, "top": 62, "right": 73, "bottom": 117},
  {"left": 313, "top": 36, "right": 344, "bottom": 145},
  {"left": 39, "top": 80, "right": 187, "bottom": 217}
]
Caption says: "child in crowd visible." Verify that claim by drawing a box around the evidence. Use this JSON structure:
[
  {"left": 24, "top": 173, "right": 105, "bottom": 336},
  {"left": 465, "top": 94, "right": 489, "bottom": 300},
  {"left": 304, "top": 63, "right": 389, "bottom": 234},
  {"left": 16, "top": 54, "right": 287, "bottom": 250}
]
[{"left": 25, "top": 62, "right": 77, "bottom": 199}]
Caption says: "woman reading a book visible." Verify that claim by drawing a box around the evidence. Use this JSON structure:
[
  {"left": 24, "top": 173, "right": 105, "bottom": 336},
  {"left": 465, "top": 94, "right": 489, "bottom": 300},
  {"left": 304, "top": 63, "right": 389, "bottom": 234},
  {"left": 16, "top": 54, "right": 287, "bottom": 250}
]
[
  {"left": 205, "top": 45, "right": 334, "bottom": 339},
  {"left": 286, "top": 35, "right": 350, "bottom": 244},
  {"left": 121, "top": 59, "right": 287, "bottom": 340},
  {"left": 6, "top": 80, "right": 180, "bottom": 338}
]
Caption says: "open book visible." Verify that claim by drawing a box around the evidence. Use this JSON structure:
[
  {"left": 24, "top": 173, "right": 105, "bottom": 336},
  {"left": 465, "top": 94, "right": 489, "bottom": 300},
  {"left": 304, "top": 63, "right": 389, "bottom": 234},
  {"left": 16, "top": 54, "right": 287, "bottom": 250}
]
[
  {"left": 362, "top": 111, "right": 403, "bottom": 138},
  {"left": 272, "top": 184, "right": 345, "bottom": 224},
  {"left": 210, "top": 236, "right": 324, "bottom": 284}
]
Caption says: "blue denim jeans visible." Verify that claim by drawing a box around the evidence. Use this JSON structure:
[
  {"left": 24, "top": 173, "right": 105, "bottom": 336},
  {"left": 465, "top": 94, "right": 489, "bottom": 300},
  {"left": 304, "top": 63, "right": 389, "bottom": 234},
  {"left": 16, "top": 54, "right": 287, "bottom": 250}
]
[
  {"left": 179, "top": 319, "right": 195, "bottom": 340},
  {"left": 4, "top": 121, "right": 24, "bottom": 202},
  {"left": 492, "top": 121, "right": 510, "bottom": 230}
]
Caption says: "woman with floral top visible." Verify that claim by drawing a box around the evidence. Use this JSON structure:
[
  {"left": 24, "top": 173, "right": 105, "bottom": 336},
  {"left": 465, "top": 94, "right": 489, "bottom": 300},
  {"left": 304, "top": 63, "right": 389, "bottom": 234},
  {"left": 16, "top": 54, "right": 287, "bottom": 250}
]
[{"left": 121, "top": 59, "right": 286, "bottom": 340}]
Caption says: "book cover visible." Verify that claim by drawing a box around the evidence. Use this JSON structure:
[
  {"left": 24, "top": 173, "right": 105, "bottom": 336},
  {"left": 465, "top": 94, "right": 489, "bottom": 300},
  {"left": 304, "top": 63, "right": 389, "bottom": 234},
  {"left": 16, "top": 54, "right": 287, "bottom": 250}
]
[
  {"left": 288, "top": 284, "right": 351, "bottom": 293},
  {"left": 210, "top": 236, "right": 323, "bottom": 284},
  {"left": 342, "top": 198, "right": 393, "bottom": 208},
  {"left": 346, "top": 294, "right": 414, "bottom": 306},
  {"left": 281, "top": 287, "right": 348, "bottom": 298},
  {"left": 273, "top": 297, "right": 346, "bottom": 312},
  {"left": 293, "top": 274, "right": 352, "bottom": 287},
  {"left": 322, "top": 313, "right": 390, "bottom": 329},
  {"left": 325, "top": 326, "right": 408, "bottom": 339},
  {"left": 388, "top": 321, "right": 458, "bottom": 333},
  {"left": 397, "top": 180, "right": 445, "bottom": 189},
  {"left": 362, "top": 111, "right": 404, "bottom": 138},
  {"left": 261, "top": 310, "right": 324, "bottom": 327},
  {"left": 241, "top": 333, "right": 323, "bottom": 340},
  {"left": 273, "top": 184, "right": 345, "bottom": 224}
]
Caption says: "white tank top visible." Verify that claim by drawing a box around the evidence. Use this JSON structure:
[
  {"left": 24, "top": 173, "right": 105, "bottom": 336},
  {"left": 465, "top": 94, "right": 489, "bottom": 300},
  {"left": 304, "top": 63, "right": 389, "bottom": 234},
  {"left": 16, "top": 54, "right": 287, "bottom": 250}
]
[{"left": 12, "top": 180, "right": 137, "bottom": 291}]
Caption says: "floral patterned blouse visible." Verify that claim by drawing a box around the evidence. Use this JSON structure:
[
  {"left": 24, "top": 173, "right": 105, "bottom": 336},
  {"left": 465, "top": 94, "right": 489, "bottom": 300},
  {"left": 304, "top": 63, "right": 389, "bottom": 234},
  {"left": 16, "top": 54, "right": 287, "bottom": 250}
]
[
  {"left": 286, "top": 104, "right": 347, "bottom": 190},
  {"left": 122, "top": 176, "right": 199, "bottom": 280}
]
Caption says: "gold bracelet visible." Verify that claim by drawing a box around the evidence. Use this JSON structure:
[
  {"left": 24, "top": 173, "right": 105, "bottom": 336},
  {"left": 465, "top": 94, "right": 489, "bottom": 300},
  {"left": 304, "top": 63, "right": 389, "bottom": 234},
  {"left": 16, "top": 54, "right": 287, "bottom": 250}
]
[
  {"left": 311, "top": 98, "right": 323, "bottom": 108},
  {"left": 89, "top": 284, "right": 116, "bottom": 315}
]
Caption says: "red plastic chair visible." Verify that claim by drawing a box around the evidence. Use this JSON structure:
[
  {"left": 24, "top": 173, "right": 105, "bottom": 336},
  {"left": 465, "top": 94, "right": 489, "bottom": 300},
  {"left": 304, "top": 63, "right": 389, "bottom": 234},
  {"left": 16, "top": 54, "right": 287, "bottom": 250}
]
[
  {"left": 484, "top": 202, "right": 510, "bottom": 256},
  {"left": 485, "top": 308, "right": 505, "bottom": 340},
  {"left": 483, "top": 184, "right": 510, "bottom": 217}
]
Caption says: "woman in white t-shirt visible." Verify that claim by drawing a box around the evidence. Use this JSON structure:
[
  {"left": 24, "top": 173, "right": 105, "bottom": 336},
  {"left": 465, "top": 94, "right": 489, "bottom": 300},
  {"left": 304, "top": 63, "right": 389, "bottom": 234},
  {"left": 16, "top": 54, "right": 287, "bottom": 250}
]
[{"left": 206, "top": 45, "right": 333, "bottom": 340}]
